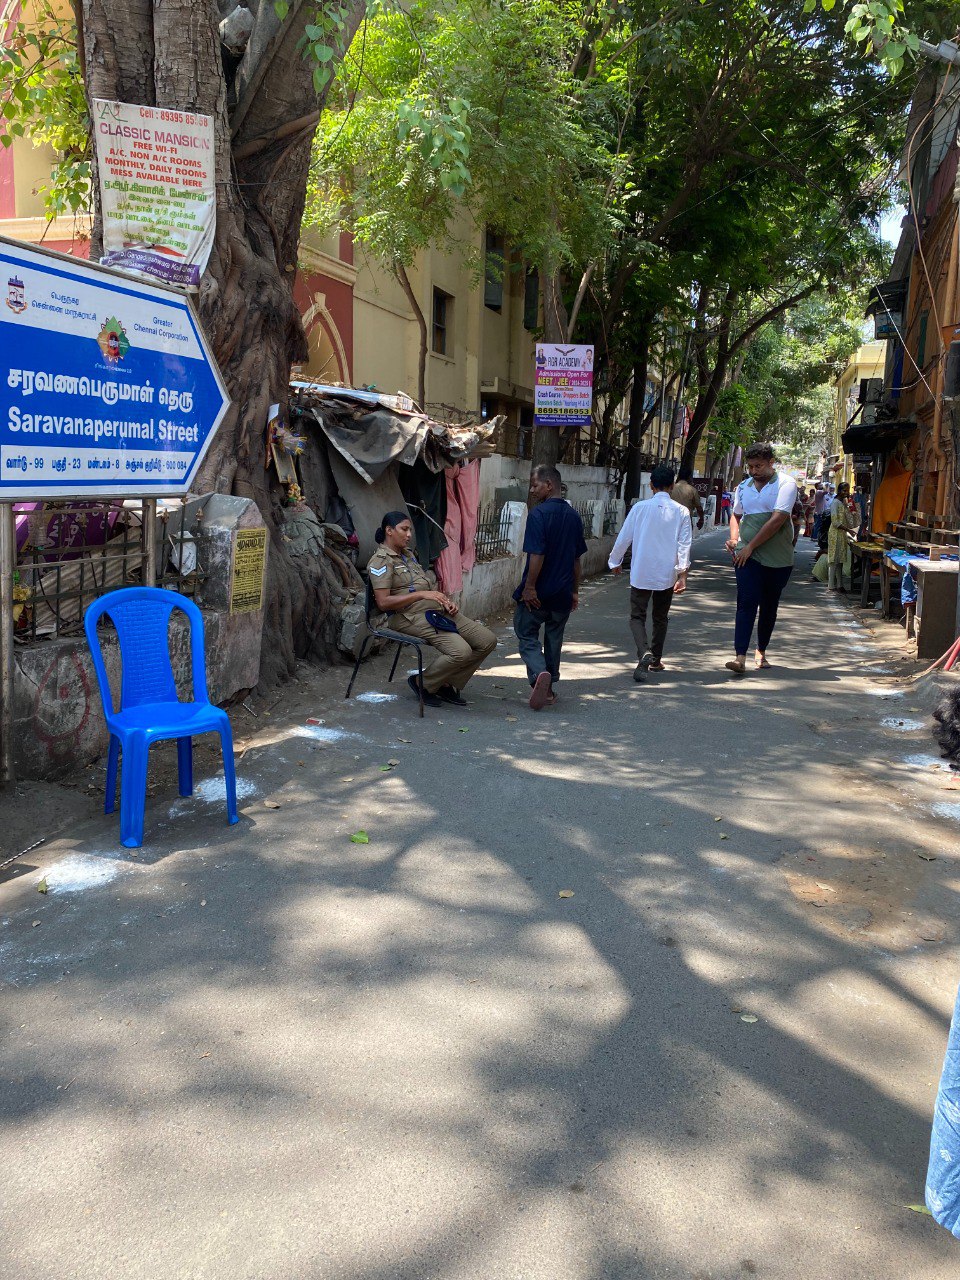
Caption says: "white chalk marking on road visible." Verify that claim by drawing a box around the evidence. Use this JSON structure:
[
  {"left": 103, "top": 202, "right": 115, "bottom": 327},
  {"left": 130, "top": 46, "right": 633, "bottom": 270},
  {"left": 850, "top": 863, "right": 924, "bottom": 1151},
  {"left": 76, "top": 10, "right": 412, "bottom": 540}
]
[
  {"left": 880, "top": 717, "right": 927, "bottom": 732},
  {"left": 903, "top": 753, "right": 943, "bottom": 769},
  {"left": 38, "top": 853, "right": 124, "bottom": 894},
  {"left": 354, "top": 692, "right": 398, "bottom": 704},
  {"left": 169, "top": 774, "right": 258, "bottom": 816},
  {"left": 932, "top": 801, "right": 960, "bottom": 821}
]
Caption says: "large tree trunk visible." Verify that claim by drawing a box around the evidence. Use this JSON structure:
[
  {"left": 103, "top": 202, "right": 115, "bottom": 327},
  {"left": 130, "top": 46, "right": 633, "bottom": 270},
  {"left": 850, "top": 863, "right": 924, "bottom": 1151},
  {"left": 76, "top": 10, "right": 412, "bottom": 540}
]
[
  {"left": 79, "top": 0, "right": 365, "bottom": 688},
  {"left": 530, "top": 267, "right": 567, "bottom": 475},
  {"left": 395, "top": 263, "right": 428, "bottom": 410},
  {"left": 623, "top": 316, "right": 652, "bottom": 504}
]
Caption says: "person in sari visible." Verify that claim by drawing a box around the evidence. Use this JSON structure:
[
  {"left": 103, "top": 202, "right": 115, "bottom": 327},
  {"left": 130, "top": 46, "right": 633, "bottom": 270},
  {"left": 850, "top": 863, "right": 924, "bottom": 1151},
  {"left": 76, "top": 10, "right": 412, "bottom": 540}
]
[{"left": 826, "top": 482, "right": 858, "bottom": 592}]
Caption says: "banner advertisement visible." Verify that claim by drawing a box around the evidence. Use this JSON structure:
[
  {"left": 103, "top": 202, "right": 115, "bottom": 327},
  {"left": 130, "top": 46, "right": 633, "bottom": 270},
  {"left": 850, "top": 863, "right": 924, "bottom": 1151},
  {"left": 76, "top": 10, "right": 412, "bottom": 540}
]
[
  {"left": 93, "top": 98, "right": 216, "bottom": 291},
  {"left": 534, "top": 344, "right": 594, "bottom": 427},
  {"left": 0, "top": 236, "right": 230, "bottom": 499}
]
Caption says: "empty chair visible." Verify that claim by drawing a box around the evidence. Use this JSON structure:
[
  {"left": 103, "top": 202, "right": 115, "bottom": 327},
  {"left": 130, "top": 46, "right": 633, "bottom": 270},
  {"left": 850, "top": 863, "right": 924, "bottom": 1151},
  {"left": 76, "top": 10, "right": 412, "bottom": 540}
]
[{"left": 83, "top": 587, "right": 239, "bottom": 848}]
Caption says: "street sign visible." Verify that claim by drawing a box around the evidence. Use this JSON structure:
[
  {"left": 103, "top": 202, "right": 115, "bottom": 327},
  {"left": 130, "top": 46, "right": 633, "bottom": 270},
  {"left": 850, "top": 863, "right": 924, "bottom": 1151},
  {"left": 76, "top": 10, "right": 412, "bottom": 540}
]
[
  {"left": 534, "top": 344, "right": 593, "bottom": 427},
  {"left": 0, "top": 235, "right": 230, "bottom": 499}
]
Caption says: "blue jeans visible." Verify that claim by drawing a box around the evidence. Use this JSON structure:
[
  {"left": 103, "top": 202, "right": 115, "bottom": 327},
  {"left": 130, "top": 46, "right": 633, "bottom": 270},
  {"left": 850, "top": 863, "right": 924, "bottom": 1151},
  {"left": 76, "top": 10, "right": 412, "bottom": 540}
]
[
  {"left": 513, "top": 603, "right": 570, "bottom": 685},
  {"left": 812, "top": 513, "right": 823, "bottom": 541},
  {"left": 734, "top": 560, "right": 792, "bottom": 654}
]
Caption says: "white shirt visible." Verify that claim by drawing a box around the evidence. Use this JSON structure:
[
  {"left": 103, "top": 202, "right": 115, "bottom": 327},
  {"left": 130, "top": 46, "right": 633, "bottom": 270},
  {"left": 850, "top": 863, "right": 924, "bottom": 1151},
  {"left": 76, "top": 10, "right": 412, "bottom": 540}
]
[
  {"left": 608, "top": 491, "right": 692, "bottom": 591},
  {"left": 733, "top": 471, "right": 798, "bottom": 517}
]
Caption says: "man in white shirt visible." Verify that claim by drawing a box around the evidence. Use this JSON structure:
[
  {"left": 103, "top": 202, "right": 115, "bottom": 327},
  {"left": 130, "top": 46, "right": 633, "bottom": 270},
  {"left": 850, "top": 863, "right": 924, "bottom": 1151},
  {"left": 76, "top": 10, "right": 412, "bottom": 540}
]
[{"left": 608, "top": 464, "right": 692, "bottom": 682}]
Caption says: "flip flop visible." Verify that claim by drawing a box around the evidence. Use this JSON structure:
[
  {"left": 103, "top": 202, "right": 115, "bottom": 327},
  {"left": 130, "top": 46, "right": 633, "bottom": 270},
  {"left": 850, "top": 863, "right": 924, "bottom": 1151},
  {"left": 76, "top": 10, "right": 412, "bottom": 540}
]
[
  {"left": 724, "top": 659, "right": 747, "bottom": 676},
  {"left": 529, "top": 671, "right": 553, "bottom": 710}
]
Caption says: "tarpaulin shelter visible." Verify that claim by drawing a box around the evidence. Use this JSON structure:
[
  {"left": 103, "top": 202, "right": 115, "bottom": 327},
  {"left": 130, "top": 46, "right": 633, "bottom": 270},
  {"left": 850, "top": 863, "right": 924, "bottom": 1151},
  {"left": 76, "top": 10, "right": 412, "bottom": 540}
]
[{"left": 291, "top": 383, "right": 502, "bottom": 565}]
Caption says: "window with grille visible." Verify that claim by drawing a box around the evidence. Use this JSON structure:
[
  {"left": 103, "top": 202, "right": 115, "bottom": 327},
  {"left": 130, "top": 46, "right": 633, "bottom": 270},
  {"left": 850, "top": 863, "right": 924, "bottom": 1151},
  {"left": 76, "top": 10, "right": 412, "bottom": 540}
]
[
  {"left": 433, "top": 288, "right": 451, "bottom": 355},
  {"left": 484, "top": 230, "right": 505, "bottom": 310}
]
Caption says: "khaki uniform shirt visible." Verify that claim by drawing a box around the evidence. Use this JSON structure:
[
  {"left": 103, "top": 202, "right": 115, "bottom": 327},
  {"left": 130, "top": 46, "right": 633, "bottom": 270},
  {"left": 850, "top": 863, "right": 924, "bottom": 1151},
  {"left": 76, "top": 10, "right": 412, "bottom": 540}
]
[
  {"left": 671, "top": 480, "right": 703, "bottom": 520},
  {"left": 367, "top": 546, "right": 434, "bottom": 622}
]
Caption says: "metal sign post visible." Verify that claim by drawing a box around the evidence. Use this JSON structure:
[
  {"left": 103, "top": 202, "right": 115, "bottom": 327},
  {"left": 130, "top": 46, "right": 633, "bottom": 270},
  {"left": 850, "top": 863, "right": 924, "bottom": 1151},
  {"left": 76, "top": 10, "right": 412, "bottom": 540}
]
[{"left": 0, "top": 503, "right": 15, "bottom": 785}]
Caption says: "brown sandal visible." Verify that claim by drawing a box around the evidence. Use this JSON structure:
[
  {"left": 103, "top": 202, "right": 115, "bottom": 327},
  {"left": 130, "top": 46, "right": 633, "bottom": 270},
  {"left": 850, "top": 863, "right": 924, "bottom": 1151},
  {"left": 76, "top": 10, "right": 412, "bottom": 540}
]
[{"left": 725, "top": 658, "right": 747, "bottom": 676}]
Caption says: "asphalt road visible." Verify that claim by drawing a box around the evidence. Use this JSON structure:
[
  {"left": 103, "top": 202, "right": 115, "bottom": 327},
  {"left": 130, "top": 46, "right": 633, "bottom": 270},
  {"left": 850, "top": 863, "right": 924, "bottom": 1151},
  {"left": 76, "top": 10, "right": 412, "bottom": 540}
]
[{"left": 2, "top": 528, "right": 960, "bottom": 1279}]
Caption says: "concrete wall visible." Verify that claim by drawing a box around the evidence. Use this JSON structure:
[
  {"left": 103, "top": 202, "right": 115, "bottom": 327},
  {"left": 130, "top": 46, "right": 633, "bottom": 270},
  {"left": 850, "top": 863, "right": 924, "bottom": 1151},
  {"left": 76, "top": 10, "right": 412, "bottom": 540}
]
[
  {"left": 459, "top": 534, "right": 618, "bottom": 620},
  {"left": 479, "top": 455, "right": 616, "bottom": 507}
]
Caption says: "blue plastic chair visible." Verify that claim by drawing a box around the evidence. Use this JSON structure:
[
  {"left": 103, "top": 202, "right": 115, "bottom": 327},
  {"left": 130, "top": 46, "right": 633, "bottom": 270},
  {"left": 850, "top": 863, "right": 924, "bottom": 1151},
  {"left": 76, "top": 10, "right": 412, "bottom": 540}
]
[{"left": 83, "top": 587, "right": 239, "bottom": 848}]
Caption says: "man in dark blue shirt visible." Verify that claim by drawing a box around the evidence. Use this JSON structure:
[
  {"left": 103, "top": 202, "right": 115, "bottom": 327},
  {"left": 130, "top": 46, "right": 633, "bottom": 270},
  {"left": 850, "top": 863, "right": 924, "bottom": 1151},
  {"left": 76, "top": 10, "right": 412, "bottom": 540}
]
[{"left": 513, "top": 465, "right": 587, "bottom": 710}]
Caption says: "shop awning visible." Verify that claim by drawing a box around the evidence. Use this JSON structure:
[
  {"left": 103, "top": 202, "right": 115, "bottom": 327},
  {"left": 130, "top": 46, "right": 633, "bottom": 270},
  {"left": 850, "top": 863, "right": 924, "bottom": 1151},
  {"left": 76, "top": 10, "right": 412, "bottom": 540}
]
[
  {"left": 841, "top": 419, "right": 915, "bottom": 454},
  {"left": 865, "top": 279, "right": 909, "bottom": 316}
]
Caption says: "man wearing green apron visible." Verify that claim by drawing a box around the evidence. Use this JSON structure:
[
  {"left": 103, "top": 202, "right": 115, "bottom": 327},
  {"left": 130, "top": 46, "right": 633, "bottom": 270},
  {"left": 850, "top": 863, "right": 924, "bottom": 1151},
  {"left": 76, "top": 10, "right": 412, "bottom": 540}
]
[{"left": 724, "top": 443, "right": 798, "bottom": 675}]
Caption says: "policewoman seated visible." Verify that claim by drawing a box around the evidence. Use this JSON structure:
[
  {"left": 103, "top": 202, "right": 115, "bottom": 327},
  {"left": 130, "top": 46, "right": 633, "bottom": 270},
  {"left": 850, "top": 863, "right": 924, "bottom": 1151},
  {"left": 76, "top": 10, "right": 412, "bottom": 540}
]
[{"left": 367, "top": 511, "right": 497, "bottom": 708}]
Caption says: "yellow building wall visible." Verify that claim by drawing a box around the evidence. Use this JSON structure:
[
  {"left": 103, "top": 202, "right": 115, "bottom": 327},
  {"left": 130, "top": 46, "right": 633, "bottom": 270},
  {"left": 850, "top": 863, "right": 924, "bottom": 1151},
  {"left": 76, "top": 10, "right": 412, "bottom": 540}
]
[{"left": 833, "top": 340, "right": 886, "bottom": 484}]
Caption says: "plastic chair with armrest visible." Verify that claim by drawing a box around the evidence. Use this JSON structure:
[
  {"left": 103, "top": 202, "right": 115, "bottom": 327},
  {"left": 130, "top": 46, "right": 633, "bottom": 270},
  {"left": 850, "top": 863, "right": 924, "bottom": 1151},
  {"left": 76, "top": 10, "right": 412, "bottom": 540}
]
[{"left": 83, "top": 586, "right": 239, "bottom": 848}]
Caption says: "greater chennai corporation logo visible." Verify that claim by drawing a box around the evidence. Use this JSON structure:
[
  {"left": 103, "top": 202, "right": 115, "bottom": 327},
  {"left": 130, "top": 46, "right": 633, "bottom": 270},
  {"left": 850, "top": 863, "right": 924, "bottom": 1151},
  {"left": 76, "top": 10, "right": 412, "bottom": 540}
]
[
  {"left": 97, "top": 316, "right": 130, "bottom": 364},
  {"left": 6, "top": 276, "right": 26, "bottom": 314}
]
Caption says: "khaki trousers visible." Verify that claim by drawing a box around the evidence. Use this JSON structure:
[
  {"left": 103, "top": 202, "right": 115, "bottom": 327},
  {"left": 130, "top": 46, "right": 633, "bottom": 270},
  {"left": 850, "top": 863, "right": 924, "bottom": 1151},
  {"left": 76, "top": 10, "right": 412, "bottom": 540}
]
[{"left": 390, "top": 611, "right": 497, "bottom": 693}]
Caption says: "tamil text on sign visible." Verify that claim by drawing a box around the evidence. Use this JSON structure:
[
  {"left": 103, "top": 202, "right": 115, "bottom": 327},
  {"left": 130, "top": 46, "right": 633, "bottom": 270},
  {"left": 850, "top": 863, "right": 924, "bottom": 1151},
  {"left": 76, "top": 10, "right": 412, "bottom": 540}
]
[
  {"left": 0, "top": 236, "right": 230, "bottom": 499},
  {"left": 534, "top": 344, "right": 594, "bottom": 427},
  {"left": 93, "top": 98, "right": 215, "bottom": 291},
  {"left": 231, "top": 528, "right": 268, "bottom": 614}
]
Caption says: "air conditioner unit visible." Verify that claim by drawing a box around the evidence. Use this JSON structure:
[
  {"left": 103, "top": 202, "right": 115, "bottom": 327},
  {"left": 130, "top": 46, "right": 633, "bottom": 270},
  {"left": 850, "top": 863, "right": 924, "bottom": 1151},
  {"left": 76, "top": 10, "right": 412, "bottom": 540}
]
[{"left": 858, "top": 378, "right": 884, "bottom": 405}]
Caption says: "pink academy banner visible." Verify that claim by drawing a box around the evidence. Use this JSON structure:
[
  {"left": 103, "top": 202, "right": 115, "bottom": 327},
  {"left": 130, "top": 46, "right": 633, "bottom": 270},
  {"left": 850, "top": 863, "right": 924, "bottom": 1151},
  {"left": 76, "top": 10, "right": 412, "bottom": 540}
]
[{"left": 534, "top": 344, "right": 594, "bottom": 426}]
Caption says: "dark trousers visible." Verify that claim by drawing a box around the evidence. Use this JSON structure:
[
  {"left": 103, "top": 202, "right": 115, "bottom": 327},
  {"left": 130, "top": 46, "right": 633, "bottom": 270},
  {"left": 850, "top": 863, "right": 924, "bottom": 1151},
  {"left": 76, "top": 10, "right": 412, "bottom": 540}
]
[
  {"left": 812, "top": 513, "right": 823, "bottom": 541},
  {"left": 513, "top": 603, "right": 570, "bottom": 686},
  {"left": 630, "top": 587, "right": 673, "bottom": 660},
  {"left": 734, "top": 560, "right": 793, "bottom": 654}
]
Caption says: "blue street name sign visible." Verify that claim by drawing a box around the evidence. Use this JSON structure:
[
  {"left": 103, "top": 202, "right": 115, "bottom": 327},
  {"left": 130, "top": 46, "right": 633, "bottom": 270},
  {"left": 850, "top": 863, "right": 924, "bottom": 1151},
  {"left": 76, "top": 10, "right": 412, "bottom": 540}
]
[{"left": 0, "top": 235, "right": 230, "bottom": 499}]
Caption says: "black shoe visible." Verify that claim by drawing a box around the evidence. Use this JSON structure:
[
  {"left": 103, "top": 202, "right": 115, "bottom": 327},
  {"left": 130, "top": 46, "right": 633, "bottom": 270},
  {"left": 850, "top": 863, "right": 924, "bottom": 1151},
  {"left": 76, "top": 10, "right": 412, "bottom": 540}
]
[
  {"left": 633, "top": 664, "right": 646, "bottom": 683},
  {"left": 437, "top": 685, "right": 468, "bottom": 707},
  {"left": 407, "top": 674, "right": 443, "bottom": 708}
]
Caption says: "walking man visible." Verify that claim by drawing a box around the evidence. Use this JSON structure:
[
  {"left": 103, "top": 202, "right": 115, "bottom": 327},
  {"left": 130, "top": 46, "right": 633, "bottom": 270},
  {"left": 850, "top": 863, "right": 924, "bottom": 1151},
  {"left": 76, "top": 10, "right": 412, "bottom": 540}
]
[
  {"left": 608, "top": 464, "right": 692, "bottom": 682},
  {"left": 724, "top": 442, "right": 798, "bottom": 675},
  {"left": 672, "top": 465, "right": 705, "bottom": 531},
  {"left": 513, "top": 465, "right": 587, "bottom": 711}
]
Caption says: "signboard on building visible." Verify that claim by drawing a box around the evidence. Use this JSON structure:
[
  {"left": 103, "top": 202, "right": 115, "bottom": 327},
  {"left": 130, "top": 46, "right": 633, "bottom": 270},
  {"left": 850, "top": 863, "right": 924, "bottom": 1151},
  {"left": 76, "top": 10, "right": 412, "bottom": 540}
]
[
  {"left": 534, "top": 344, "right": 594, "bottom": 426},
  {"left": 0, "top": 236, "right": 230, "bottom": 499},
  {"left": 92, "top": 98, "right": 216, "bottom": 291},
  {"left": 230, "top": 527, "right": 268, "bottom": 613}
]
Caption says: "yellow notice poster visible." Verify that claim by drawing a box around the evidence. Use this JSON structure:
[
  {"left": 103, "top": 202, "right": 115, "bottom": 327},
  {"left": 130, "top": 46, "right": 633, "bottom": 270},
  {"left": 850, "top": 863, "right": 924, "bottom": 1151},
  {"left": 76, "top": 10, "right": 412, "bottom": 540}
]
[{"left": 231, "top": 527, "right": 267, "bottom": 614}]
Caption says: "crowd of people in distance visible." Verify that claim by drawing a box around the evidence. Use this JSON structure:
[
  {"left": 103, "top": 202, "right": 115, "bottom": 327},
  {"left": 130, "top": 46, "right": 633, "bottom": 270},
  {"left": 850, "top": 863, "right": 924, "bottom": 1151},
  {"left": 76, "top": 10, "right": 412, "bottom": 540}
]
[{"left": 795, "top": 480, "right": 868, "bottom": 593}]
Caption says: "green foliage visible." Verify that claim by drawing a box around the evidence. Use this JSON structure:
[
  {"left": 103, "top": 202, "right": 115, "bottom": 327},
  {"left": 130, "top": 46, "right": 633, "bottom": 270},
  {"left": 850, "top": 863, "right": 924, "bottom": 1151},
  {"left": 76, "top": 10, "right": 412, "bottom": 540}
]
[
  {"left": 306, "top": 0, "right": 620, "bottom": 278},
  {"left": 0, "top": 2, "right": 89, "bottom": 219},
  {"left": 720, "top": 292, "right": 864, "bottom": 457}
]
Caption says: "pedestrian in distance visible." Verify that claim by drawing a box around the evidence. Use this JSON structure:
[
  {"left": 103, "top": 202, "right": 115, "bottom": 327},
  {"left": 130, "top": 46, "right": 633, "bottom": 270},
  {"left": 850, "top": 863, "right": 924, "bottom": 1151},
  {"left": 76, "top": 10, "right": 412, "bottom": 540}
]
[
  {"left": 826, "top": 482, "right": 858, "bottom": 592},
  {"left": 671, "top": 465, "right": 705, "bottom": 531},
  {"left": 367, "top": 511, "right": 497, "bottom": 709},
  {"left": 724, "top": 442, "right": 799, "bottom": 676},
  {"left": 608, "top": 463, "right": 692, "bottom": 682},
  {"left": 811, "top": 484, "right": 828, "bottom": 541},
  {"left": 720, "top": 489, "right": 733, "bottom": 525},
  {"left": 512, "top": 465, "right": 587, "bottom": 711}
]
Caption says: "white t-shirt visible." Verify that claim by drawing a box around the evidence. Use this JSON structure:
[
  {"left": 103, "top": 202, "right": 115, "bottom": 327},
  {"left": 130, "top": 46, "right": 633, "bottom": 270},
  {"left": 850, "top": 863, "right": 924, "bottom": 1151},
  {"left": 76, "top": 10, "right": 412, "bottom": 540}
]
[
  {"left": 733, "top": 472, "right": 798, "bottom": 518},
  {"left": 608, "top": 492, "right": 693, "bottom": 591}
]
